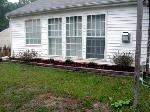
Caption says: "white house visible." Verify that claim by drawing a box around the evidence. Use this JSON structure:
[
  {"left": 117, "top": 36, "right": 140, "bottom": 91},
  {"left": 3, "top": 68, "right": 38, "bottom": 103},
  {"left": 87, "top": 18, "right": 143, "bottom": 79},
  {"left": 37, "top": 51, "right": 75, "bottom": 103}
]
[
  {"left": 0, "top": 28, "right": 11, "bottom": 47},
  {"left": 6, "top": 0, "right": 149, "bottom": 64}
]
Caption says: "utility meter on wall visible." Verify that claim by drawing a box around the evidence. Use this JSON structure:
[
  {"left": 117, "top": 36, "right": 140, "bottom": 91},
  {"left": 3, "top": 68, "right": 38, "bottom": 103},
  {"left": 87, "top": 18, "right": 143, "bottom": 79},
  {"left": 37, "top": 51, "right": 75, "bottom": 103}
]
[{"left": 122, "top": 32, "right": 130, "bottom": 43}]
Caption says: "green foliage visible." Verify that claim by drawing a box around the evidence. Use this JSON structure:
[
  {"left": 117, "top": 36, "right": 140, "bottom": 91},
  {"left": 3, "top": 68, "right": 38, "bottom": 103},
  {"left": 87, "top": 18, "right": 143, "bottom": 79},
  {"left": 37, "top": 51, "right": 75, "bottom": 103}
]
[
  {"left": 109, "top": 97, "right": 131, "bottom": 109},
  {"left": 0, "top": 0, "right": 16, "bottom": 31},
  {"left": 87, "top": 62, "right": 97, "bottom": 68},
  {"left": 18, "top": 49, "right": 37, "bottom": 61},
  {"left": 48, "top": 58, "right": 54, "bottom": 63},
  {"left": 0, "top": 0, "right": 35, "bottom": 32},
  {"left": 113, "top": 52, "right": 134, "bottom": 66},
  {"left": 65, "top": 59, "right": 74, "bottom": 64}
]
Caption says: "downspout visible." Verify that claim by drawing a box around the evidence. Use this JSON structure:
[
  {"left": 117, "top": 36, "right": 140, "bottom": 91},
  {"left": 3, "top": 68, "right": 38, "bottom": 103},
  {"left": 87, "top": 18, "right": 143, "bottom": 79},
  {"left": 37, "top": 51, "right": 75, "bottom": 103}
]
[{"left": 146, "top": 0, "right": 150, "bottom": 72}]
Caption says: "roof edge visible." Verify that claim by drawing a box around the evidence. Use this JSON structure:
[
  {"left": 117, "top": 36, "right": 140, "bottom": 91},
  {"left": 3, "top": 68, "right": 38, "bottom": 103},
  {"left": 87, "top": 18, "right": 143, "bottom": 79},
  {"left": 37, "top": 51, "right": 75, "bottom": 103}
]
[{"left": 6, "top": 1, "right": 137, "bottom": 18}]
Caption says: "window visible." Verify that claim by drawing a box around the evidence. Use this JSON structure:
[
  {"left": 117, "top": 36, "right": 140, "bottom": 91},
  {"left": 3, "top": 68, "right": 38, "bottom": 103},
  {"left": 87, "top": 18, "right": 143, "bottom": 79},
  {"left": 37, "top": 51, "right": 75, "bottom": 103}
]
[
  {"left": 48, "top": 18, "right": 62, "bottom": 55},
  {"left": 25, "top": 19, "right": 41, "bottom": 44},
  {"left": 66, "top": 16, "right": 82, "bottom": 57},
  {"left": 86, "top": 14, "right": 105, "bottom": 58}
]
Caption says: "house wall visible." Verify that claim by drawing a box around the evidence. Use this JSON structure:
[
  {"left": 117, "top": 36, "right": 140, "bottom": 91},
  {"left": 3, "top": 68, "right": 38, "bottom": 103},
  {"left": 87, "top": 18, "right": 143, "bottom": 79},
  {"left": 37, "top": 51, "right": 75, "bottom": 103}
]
[
  {"left": 10, "top": 5, "right": 149, "bottom": 64},
  {"left": 0, "top": 28, "right": 11, "bottom": 47}
]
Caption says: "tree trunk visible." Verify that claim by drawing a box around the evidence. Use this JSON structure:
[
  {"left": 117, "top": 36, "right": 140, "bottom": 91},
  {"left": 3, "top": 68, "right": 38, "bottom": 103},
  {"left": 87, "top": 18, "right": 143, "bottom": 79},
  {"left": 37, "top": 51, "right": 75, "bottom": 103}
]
[
  {"left": 133, "top": 0, "right": 143, "bottom": 107},
  {"left": 146, "top": 1, "right": 150, "bottom": 72}
]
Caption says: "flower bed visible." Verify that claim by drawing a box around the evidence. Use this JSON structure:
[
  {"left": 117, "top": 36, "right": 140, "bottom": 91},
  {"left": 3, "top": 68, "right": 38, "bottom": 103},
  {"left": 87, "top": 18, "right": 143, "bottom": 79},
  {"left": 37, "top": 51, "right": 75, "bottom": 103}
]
[{"left": 10, "top": 58, "right": 134, "bottom": 76}]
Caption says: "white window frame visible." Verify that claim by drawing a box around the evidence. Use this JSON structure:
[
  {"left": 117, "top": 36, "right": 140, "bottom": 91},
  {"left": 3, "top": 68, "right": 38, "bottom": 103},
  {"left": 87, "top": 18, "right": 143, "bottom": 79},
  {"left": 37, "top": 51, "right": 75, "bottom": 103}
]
[
  {"left": 48, "top": 18, "right": 62, "bottom": 56},
  {"left": 86, "top": 14, "right": 106, "bottom": 59},
  {"left": 66, "top": 16, "right": 82, "bottom": 58},
  {"left": 25, "top": 19, "right": 41, "bottom": 45}
]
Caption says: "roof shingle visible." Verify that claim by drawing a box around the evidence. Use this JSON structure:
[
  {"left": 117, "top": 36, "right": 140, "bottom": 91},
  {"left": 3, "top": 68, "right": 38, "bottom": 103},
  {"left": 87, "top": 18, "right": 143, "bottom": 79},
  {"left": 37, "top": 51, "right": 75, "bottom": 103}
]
[{"left": 7, "top": 0, "right": 137, "bottom": 17}]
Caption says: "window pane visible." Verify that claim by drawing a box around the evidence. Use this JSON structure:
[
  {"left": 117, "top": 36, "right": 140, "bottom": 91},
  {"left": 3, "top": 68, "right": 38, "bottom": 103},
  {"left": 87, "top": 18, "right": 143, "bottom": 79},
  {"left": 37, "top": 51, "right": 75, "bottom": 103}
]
[
  {"left": 92, "top": 15, "right": 96, "bottom": 29},
  {"left": 101, "top": 15, "right": 105, "bottom": 21},
  {"left": 87, "top": 22, "right": 91, "bottom": 29},
  {"left": 101, "top": 22, "right": 105, "bottom": 30},
  {"left": 66, "top": 17, "right": 69, "bottom": 23},
  {"left": 66, "top": 16, "right": 82, "bottom": 57},
  {"left": 86, "top": 15, "right": 105, "bottom": 59},
  {"left": 78, "top": 23, "right": 82, "bottom": 29},
  {"left": 70, "top": 17, "right": 73, "bottom": 23},
  {"left": 37, "top": 19, "right": 40, "bottom": 25},
  {"left": 25, "top": 19, "right": 41, "bottom": 44},
  {"left": 87, "top": 15, "right": 91, "bottom": 23},
  {"left": 87, "top": 30, "right": 91, "bottom": 36},
  {"left": 48, "top": 18, "right": 62, "bottom": 55},
  {"left": 96, "top": 30, "right": 100, "bottom": 36},
  {"left": 78, "top": 16, "right": 82, "bottom": 22},
  {"left": 66, "top": 24, "right": 69, "bottom": 30}
]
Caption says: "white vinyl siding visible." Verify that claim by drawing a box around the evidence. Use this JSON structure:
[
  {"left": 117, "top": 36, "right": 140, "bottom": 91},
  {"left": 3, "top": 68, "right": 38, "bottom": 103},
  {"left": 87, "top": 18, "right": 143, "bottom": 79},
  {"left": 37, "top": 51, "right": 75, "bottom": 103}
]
[
  {"left": 25, "top": 19, "right": 41, "bottom": 45},
  {"left": 10, "top": 6, "right": 149, "bottom": 63},
  {"left": 48, "top": 18, "right": 62, "bottom": 55},
  {"left": 66, "top": 16, "right": 82, "bottom": 57},
  {"left": 86, "top": 14, "right": 105, "bottom": 58}
]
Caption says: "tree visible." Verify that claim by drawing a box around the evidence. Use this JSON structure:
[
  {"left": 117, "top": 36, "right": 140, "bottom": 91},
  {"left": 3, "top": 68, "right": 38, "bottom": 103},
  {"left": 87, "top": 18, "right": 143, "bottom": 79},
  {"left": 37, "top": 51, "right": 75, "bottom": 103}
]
[
  {"left": 0, "top": 0, "right": 17, "bottom": 31},
  {"left": 133, "top": 0, "right": 143, "bottom": 107},
  {"left": 0, "top": 0, "right": 36, "bottom": 32},
  {"left": 145, "top": 0, "right": 150, "bottom": 72},
  {"left": 17, "top": 0, "right": 36, "bottom": 8}
]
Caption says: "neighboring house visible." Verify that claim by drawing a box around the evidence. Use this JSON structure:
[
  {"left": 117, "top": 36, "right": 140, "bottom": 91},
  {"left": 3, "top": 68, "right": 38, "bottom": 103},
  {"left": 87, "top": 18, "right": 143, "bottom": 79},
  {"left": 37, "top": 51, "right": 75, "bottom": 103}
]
[
  {"left": 0, "top": 28, "right": 10, "bottom": 47},
  {"left": 6, "top": 0, "right": 149, "bottom": 64}
]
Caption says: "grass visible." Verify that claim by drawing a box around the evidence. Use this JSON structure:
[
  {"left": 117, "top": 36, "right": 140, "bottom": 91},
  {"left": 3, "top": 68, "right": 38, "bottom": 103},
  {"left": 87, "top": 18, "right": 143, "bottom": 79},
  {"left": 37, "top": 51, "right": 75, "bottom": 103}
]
[{"left": 0, "top": 62, "right": 149, "bottom": 112}]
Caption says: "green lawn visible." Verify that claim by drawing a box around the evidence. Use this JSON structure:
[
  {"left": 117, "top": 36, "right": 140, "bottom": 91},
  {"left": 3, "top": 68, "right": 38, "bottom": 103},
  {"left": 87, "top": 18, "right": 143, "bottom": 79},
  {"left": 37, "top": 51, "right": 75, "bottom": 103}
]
[{"left": 0, "top": 62, "right": 149, "bottom": 112}]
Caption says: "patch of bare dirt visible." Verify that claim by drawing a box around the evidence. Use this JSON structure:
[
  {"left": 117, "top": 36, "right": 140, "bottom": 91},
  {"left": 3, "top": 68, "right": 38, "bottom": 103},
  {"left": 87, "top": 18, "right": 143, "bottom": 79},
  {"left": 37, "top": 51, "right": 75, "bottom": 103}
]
[{"left": 18, "top": 93, "right": 110, "bottom": 112}]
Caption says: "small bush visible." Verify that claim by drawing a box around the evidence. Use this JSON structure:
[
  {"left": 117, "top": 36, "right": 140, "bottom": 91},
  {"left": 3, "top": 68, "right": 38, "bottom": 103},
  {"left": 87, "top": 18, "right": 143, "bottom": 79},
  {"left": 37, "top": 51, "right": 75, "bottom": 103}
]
[
  {"left": 65, "top": 59, "right": 74, "bottom": 64},
  {"left": 18, "top": 49, "right": 38, "bottom": 61},
  {"left": 0, "top": 56, "right": 2, "bottom": 62},
  {"left": 113, "top": 52, "right": 134, "bottom": 66},
  {"left": 48, "top": 58, "right": 55, "bottom": 63},
  {"left": 87, "top": 62, "right": 97, "bottom": 68},
  {"left": 109, "top": 97, "right": 131, "bottom": 110}
]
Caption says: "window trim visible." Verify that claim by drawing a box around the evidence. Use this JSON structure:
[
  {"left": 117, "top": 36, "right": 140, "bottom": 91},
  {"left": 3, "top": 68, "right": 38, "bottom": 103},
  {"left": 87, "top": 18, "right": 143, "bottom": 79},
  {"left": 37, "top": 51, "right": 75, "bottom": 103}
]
[
  {"left": 86, "top": 14, "right": 106, "bottom": 59},
  {"left": 66, "top": 16, "right": 82, "bottom": 58},
  {"left": 25, "top": 19, "right": 41, "bottom": 46},
  {"left": 48, "top": 17, "right": 62, "bottom": 56}
]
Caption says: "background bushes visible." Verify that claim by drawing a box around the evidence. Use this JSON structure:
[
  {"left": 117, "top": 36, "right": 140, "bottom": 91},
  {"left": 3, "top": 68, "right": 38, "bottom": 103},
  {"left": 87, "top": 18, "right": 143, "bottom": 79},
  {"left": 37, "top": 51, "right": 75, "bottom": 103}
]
[{"left": 0, "top": 45, "right": 11, "bottom": 57}]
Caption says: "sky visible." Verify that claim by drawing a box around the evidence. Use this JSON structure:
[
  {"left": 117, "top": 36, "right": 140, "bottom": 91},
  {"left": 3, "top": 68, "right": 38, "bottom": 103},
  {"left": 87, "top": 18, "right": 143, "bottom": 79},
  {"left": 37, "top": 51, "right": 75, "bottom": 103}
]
[{"left": 8, "top": 0, "right": 19, "bottom": 3}]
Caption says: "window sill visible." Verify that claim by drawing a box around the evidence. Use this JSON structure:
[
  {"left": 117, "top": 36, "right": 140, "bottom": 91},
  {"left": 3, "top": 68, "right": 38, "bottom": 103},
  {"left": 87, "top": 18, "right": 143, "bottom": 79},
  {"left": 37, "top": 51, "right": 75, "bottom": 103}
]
[{"left": 26, "top": 44, "right": 42, "bottom": 47}]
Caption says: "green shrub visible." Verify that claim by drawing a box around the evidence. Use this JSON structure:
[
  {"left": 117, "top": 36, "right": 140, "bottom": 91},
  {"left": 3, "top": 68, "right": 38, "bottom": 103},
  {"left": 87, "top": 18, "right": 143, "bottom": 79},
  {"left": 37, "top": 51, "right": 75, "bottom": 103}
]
[
  {"left": 87, "top": 62, "right": 97, "bottom": 68},
  {"left": 0, "top": 56, "right": 2, "bottom": 62},
  {"left": 113, "top": 52, "right": 134, "bottom": 66},
  {"left": 18, "top": 49, "right": 38, "bottom": 61},
  {"left": 48, "top": 58, "right": 55, "bottom": 63},
  {"left": 65, "top": 59, "right": 74, "bottom": 64},
  {"left": 109, "top": 97, "right": 131, "bottom": 110}
]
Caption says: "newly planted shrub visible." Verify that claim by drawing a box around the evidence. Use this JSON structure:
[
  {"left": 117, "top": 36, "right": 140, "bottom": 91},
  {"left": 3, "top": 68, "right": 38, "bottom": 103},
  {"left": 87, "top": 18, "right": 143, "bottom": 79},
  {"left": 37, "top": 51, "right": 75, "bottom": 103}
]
[
  {"left": 113, "top": 52, "right": 134, "bottom": 66},
  {"left": 48, "top": 58, "right": 55, "bottom": 63},
  {"left": 65, "top": 59, "right": 74, "bottom": 64},
  {"left": 18, "top": 49, "right": 38, "bottom": 61},
  {"left": 87, "top": 62, "right": 97, "bottom": 68}
]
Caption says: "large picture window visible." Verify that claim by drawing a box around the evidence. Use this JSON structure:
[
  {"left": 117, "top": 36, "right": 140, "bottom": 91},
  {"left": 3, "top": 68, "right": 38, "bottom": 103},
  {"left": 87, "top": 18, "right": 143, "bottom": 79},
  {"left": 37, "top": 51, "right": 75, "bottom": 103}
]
[
  {"left": 86, "top": 14, "right": 105, "bottom": 58},
  {"left": 66, "top": 16, "right": 82, "bottom": 57},
  {"left": 25, "top": 19, "right": 41, "bottom": 44},
  {"left": 48, "top": 18, "right": 62, "bottom": 55}
]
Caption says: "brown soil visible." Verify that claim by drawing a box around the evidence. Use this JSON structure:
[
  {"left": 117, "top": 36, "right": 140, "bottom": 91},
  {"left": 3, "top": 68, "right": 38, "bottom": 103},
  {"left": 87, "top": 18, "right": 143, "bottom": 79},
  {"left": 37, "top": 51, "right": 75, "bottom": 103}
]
[{"left": 18, "top": 93, "right": 110, "bottom": 112}]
